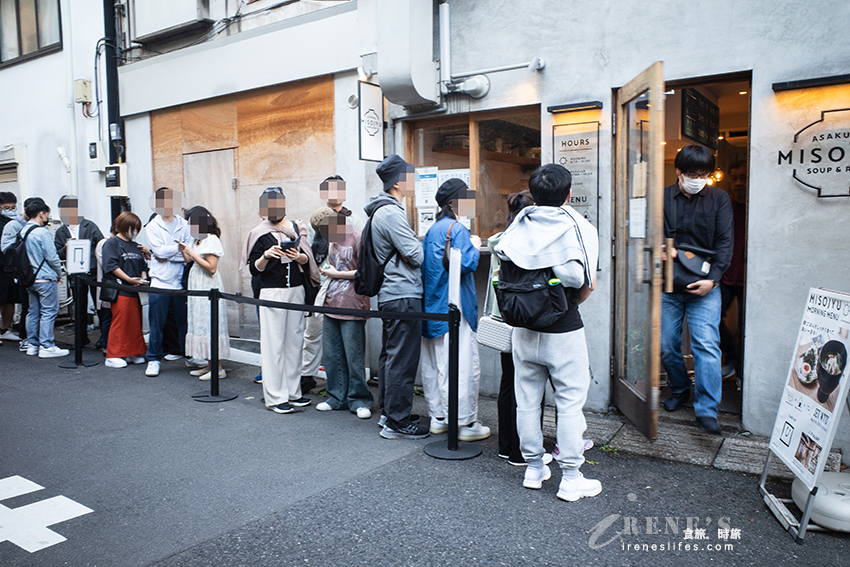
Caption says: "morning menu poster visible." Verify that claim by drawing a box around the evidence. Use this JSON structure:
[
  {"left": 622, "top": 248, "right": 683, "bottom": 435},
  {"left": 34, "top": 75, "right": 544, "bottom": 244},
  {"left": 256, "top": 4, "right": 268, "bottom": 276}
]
[{"left": 769, "top": 288, "right": 850, "bottom": 490}]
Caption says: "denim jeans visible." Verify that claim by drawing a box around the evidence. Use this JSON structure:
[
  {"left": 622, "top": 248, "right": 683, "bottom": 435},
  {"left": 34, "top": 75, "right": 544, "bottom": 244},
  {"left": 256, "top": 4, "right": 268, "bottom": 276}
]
[
  {"left": 323, "top": 317, "right": 372, "bottom": 411},
  {"left": 661, "top": 288, "right": 722, "bottom": 418},
  {"left": 147, "top": 292, "right": 187, "bottom": 362},
  {"left": 27, "top": 281, "right": 59, "bottom": 349}
]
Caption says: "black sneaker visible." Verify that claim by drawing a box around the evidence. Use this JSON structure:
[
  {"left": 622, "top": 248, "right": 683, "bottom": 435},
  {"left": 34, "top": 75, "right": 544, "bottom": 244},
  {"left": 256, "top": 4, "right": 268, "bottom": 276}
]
[
  {"left": 269, "top": 403, "right": 295, "bottom": 414},
  {"left": 290, "top": 397, "right": 311, "bottom": 407},
  {"left": 380, "top": 422, "right": 430, "bottom": 440}
]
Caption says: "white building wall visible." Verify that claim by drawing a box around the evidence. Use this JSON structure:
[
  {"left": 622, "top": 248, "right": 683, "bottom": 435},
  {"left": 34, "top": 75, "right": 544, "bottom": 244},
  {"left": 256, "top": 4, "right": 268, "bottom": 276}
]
[{"left": 0, "top": 0, "right": 114, "bottom": 234}]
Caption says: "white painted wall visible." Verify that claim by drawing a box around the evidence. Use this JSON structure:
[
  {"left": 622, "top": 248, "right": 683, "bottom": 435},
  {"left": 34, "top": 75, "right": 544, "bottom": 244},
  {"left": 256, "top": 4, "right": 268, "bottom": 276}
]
[{"left": 0, "top": 0, "right": 113, "bottom": 236}]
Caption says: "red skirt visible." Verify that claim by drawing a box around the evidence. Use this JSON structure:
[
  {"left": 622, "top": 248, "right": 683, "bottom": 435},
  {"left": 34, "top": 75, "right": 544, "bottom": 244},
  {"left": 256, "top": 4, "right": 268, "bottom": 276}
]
[{"left": 106, "top": 295, "right": 146, "bottom": 358}]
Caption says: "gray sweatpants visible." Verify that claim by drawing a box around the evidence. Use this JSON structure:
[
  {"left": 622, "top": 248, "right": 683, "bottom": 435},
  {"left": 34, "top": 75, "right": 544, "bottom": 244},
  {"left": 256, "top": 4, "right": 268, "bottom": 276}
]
[{"left": 513, "top": 326, "right": 590, "bottom": 471}]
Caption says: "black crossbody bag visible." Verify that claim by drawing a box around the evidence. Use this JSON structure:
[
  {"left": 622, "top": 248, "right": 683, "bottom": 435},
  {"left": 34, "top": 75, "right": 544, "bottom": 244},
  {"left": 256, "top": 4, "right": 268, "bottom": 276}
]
[{"left": 669, "top": 195, "right": 715, "bottom": 292}]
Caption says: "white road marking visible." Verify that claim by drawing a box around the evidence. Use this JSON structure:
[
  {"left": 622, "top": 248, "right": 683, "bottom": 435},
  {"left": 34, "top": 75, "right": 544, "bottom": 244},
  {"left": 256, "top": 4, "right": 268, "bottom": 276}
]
[{"left": 0, "top": 475, "right": 93, "bottom": 553}]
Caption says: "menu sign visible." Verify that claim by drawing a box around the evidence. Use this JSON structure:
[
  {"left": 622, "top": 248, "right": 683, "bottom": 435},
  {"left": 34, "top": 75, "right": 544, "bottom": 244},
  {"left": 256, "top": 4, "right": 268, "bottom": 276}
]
[
  {"left": 553, "top": 122, "right": 600, "bottom": 226},
  {"left": 769, "top": 288, "right": 850, "bottom": 490},
  {"left": 681, "top": 88, "right": 719, "bottom": 150}
]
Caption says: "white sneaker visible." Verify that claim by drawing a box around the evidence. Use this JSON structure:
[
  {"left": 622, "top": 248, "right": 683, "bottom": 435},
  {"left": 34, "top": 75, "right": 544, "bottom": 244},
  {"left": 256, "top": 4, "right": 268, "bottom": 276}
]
[
  {"left": 0, "top": 329, "right": 20, "bottom": 341},
  {"left": 430, "top": 417, "right": 447, "bottom": 434},
  {"left": 185, "top": 357, "right": 207, "bottom": 368},
  {"left": 19, "top": 339, "right": 30, "bottom": 352},
  {"left": 356, "top": 407, "right": 372, "bottom": 419},
  {"left": 199, "top": 369, "right": 226, "bottom": 381},
  {"left": 127, "top": 356, "right": 146, "bottom": 365},
  {"left": 316, "top": 401, "right": 333, "bottom": 411},
  {"left": 39, "top": 346, "right": 69, "bottom": 358},
  {"left": 26, "top": 345, "right": 39, "bottom": 356},
  {"left": 145, "top": 361, "right": 161, "bottom": 377},
  {"left": 523, "top": 464, "right": 551, "bottom": 489},
  {"left": 722, "top": 362, "right": 736, "bottom": 379},
  {"left": 458, "top": 421, "right": 491, "bottom": 441},
  {"left": 105, "top": 357, "right": 128, "bottom": 368},
  {"left": 557, "top": 474, "right": 602, "bottom": 502},
  {"left": 164, "top": 354, "right": 183, "bottom": 361},
  {"left": 190, "top": 367, "right": 211, "bottom": 377}
]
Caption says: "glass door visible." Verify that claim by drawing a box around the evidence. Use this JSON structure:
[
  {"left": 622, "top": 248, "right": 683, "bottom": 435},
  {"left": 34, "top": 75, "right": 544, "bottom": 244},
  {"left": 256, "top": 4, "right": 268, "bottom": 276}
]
[{"left": 613, "top": 62, "right": 667, "bottom": 440}]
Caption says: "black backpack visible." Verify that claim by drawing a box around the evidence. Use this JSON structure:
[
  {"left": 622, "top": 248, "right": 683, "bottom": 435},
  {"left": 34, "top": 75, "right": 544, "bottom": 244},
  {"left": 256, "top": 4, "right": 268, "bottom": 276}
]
[
  {"left": 354, "top": 201, "right": 397, "bottom": 297},
  {"left": 7, "top": 225, "right": 46, "bottom": 288},
  {"left": 495, "top": 259, "right": 571, "bottom": 330}
]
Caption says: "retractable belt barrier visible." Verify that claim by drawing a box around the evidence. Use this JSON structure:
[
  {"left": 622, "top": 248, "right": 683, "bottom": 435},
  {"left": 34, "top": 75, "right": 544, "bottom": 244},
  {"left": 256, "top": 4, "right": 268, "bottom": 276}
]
[{"left": 74, "top": 277, "right": 472, "bottom": 458}]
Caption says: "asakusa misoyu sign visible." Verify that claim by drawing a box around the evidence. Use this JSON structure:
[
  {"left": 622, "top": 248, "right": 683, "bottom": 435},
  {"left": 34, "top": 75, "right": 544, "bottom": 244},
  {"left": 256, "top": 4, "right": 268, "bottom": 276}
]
[{"left": 777, "top": 108, "right": 850, "bottom": 198}]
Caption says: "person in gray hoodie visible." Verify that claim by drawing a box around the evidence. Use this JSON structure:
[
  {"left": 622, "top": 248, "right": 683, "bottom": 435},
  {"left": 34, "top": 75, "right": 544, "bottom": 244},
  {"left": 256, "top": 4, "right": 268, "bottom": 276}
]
[{"left": 367, "top": 154, "right": 429, "bottom": 440}]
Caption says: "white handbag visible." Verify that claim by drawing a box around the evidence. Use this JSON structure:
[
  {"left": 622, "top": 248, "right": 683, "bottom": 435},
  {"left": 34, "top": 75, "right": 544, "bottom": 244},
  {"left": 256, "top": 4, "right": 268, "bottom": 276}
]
[{"left": 477, "top": 274, "right": 512, "bottom": 353}]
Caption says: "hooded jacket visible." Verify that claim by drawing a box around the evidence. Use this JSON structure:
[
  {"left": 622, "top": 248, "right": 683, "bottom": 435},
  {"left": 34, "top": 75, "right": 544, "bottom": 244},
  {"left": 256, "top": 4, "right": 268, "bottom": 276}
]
[{"left": 363, "top": 192, "right": 423, "bottom": 303}]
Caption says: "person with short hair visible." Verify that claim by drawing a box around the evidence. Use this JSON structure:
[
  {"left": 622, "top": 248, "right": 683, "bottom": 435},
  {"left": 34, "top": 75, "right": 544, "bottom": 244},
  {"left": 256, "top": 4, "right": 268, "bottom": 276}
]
[
  {"left": 314, "top": 210, "right": 373, "bottom": 418},
  {"left": 720, "top": 159, "right": 747, "bottom": 387},
  {"left": 54, "top": 195, "right": 104, "bottom": 340},
  {"left": 0, "top": 191, "right": 22, "bottom": 342},
  {"left": 178, "top": 206, "right": 230, "bottom": 381},
  {"left": 420, "top": 178, "right": 490, "bottom": 441},
  {"left": 495, "top": 163, "right": 600, "bottom": 501},
  {"left": 660, "top": 145, "right": 734, "bottom": 435},
  {"left": 22, "top": 200, "right": 69, "bottom": 358},
  {"left": 144, "top": 187, "right": 192, "bottom": 377},
  {"left": 242, "top": 188, "right": 320, "bottom": 414},
  {"left": 2, "top": 197, "right": 45, "bottom": 351},
  {"left": 94, "top": 224, "right": 117, "bottom": 352},
  {"left": 102, "top": 212, "right": 148, "bottom": 368},
  {"left": 367, "top": 154, "right": 429, "bottom": 439}
]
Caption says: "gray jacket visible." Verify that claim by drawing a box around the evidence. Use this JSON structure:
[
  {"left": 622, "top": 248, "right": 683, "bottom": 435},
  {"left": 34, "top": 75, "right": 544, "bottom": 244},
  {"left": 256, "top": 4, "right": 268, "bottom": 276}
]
[{"left": 364, "top": 192, "right": 423, "bottom": 303}]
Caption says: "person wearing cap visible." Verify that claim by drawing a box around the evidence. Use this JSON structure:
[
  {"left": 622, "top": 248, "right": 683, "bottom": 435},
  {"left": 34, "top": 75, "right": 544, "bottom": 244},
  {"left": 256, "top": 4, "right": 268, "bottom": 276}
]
[
  {"left": 54, "top": 195, "right": 104, "bottom": 345},
  {"left": 366, "top": 154, "right": 429, "bottom": 439},
  {"left": 420, "top": 178, "right": 491, "bottom": 441}
]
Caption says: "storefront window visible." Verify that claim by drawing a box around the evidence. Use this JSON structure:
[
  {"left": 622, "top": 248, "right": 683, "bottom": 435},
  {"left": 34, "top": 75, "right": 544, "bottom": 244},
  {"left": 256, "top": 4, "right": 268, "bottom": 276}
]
[{"left": 409, "top": 106, "right": 541, "bottom": 240}]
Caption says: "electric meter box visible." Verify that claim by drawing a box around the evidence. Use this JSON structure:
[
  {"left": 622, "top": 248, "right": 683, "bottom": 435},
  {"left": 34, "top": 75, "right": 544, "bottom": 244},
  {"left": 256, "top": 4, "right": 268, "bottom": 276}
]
[
  {"left": 89, "top": 142, "right": 107, "bottom": 172},
  {"left": 74, "top": 79, "right": 92, "bottom": 103},
  {"left": 105, "top": 164, "right": 128, "bottom": 197}
]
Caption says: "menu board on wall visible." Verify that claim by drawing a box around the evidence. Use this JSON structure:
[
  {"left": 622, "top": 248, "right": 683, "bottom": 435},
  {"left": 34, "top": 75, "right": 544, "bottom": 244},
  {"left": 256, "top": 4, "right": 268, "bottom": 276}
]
[
  {"left": 768, "top": 288, "right": 850, "bottom": 490},
  {"left": 681, "top": 88, "right": 719, "bottom": 150},
  {"left": 553, "top": 122, "right": 600, "bottom": 227}
]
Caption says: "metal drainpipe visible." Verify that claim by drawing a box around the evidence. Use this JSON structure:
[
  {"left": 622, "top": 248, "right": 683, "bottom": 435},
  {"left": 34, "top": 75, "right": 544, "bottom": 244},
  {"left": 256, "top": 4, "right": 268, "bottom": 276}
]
[
  {"left": 103, "top": 0, "right": 124, "bottom": 220},
  {"left": 60, "top": 0, "right": 78, "bottom": 196}
]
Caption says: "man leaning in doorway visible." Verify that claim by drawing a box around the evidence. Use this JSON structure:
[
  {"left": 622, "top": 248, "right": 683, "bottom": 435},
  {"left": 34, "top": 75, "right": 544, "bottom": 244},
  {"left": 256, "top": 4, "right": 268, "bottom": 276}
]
[
  {"left": 661, "top": 145, "right": 733, "bottom": 435},
  {"left": 145, "top": 187, "right": 191, "bottom": 377},
  {"left": 367, "top": 154, "right": 429, "bottom": 440}
]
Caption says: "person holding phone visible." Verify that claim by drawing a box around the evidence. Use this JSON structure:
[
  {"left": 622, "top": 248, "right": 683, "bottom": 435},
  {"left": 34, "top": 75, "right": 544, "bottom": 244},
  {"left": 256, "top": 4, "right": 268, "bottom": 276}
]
[
  {"left": 102, "top": 212, "right": 148, "bottom": 369},
  {"left": 242, "top": 188, "right": 320, "bottom": 414}
]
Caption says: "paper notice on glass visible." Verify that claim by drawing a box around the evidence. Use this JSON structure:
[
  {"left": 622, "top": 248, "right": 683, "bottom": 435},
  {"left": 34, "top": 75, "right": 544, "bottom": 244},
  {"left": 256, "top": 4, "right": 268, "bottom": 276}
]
[
  {"left": 628, "top": 198, "right": 647, "bottom": 239},
  {"left": 416, "top": 167, "right": 439, "bottom": 208},
  {"left": 418, "top": 208, "right": 437, "bottom": 238},
  {"left": 436, "top": 169, "right": 471, "bottom": 191},
  {"left": 448, "top": 247, "right": 461, "bottom": 308},
  {"left": 768, "top": 288, "right": 850, "bottom": 491}
]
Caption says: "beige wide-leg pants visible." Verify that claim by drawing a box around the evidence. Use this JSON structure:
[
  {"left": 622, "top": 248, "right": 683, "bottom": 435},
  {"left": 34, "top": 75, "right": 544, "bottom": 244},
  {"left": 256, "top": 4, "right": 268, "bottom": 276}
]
[{"left": 259, "top": 287, "right": 306, "bottom": 408}]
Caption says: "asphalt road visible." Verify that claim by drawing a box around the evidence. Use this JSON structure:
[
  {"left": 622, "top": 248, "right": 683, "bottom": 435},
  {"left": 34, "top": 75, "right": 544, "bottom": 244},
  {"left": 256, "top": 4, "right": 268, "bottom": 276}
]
[{"left": 1, "top": 343, "right": 848, "bottom": 566}]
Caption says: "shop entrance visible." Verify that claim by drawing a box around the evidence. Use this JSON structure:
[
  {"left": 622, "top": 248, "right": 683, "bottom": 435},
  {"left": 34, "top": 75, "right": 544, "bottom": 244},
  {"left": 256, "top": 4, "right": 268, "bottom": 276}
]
[{"left": 612, "top": 67, "right": 751, "bottom": 439}]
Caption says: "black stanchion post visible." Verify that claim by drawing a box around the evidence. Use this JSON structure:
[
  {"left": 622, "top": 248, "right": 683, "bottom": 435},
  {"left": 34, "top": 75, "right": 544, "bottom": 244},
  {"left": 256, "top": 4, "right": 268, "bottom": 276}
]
[
  {"left": 60, "top": 276, "right": 98, "bottom": 369},
  {"left": 193, "top": 288, "right": 236, "bottom": 403},
  {"left": 424, "top": 304, "right": 481, "bottom": 460}
]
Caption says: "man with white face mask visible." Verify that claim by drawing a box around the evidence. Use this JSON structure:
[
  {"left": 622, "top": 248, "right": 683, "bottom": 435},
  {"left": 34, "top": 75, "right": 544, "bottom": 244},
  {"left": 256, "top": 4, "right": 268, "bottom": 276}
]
[{"left": 660, "top": 145, "right": 733, "bottom": 435}]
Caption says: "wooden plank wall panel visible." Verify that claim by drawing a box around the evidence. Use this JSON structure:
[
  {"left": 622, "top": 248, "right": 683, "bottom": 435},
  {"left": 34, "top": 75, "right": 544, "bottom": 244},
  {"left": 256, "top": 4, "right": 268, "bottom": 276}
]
[
  {"left": 236, "top": 76, "right": 335, "bottom": 222},
  {"left": 181, "top": 97, "right": 238, "bottom": 155},
  {"left": 150, "top": 108, "right": 185, "bottom": 193}
]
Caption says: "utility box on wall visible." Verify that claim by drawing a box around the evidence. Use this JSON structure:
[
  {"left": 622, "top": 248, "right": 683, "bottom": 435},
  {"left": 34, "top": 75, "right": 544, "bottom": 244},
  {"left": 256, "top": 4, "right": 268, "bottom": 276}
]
[
  {"left": 105, "top": 164, "right": 128, "bottom": 197},
  {"left": 130, "top": 0, "right": 211, "bottom": 43}
]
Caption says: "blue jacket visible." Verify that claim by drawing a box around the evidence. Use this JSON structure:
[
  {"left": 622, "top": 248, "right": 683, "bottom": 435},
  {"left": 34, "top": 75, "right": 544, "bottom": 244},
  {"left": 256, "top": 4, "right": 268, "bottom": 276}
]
[
  {"left": 422, "top": 216, "right": 480, "bottom": 338},
  {"left": 23, "top": 221, "right": 62, "bottom": 282}
]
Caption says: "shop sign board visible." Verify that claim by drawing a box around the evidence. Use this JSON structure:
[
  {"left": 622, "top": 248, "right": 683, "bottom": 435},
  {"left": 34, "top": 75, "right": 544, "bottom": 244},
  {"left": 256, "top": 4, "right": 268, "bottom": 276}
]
[
  {"left": 768, "top": 288, "right": 850, "bottom": 490},
  {"left": 553, "top": 122, "right": 600, "bottom": 227},
  {"left": 776, "top": 108, "right": 850, "bottom": 198},
  {"left": 358, "top": 82, "right": 384, "bottom": 162},
  {"left": 66, "top": 239, "right": 91, "bottom": 275}
]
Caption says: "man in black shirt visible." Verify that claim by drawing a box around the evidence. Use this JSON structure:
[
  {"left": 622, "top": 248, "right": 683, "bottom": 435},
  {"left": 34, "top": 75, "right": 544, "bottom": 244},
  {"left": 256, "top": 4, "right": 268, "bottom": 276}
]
[{"left": 660, "top": 145, "right": 734, "bottom": 435}]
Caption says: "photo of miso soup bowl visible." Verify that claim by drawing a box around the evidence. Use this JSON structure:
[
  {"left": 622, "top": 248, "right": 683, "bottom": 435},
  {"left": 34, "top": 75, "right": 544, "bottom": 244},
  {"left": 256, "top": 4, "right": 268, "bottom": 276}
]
[{"left": 816, "top": 340, "right": 846, "bottom": 404}]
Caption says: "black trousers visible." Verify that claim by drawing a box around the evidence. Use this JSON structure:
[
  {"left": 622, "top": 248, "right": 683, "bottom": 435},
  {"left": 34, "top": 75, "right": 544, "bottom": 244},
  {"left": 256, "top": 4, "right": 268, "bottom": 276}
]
[
  {"left": 498, "top": 352, "right": 523, "bottom": 462},
  {"left": 719, "top": 283, "right": 744, "bottom": 376},
  {"left": 377, "top": 297, "right": 422, "bottom": 430}
]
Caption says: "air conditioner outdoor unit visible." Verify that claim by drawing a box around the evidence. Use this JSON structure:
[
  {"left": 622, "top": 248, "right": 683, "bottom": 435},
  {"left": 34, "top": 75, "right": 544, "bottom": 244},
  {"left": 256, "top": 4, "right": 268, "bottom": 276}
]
[{"left": 130, "top": 0, "right": 212, "bottom": 44}]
